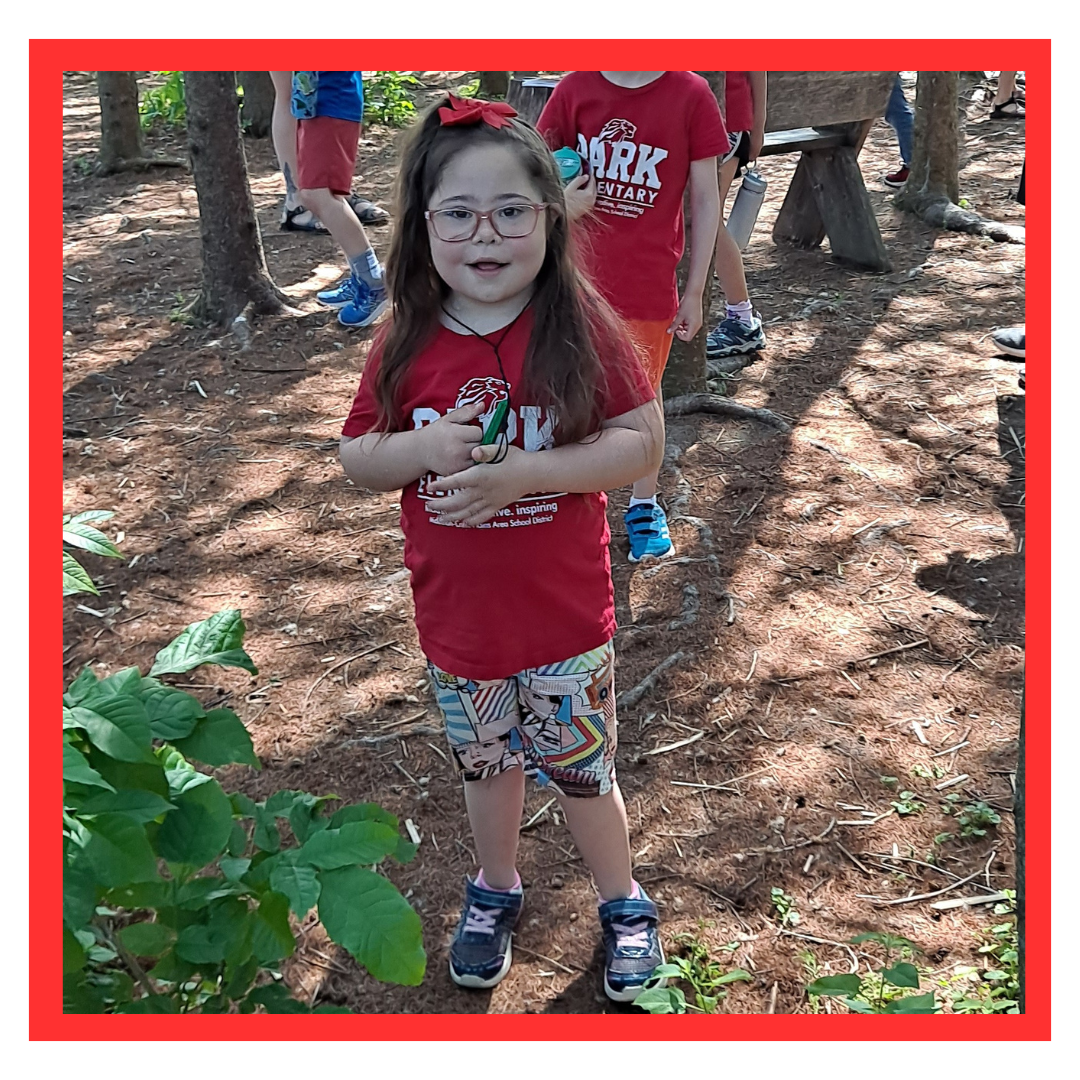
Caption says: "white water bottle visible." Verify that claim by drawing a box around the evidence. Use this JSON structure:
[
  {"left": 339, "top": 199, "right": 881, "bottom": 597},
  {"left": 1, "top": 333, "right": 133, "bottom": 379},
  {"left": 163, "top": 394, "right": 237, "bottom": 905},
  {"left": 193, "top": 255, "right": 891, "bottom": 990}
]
[{"left": 726, "top": 168, "right": 767, "bottom": 251}]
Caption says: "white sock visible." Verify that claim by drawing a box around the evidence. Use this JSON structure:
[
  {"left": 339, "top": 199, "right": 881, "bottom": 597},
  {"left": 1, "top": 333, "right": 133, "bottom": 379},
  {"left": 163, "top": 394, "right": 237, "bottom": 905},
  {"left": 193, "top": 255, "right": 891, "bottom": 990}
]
[
  {"left": 727, "top": 299, "right": 755, "bottom": 325},
  {"left": 628, "top": 496, "right": 656, "bottom": 508}
]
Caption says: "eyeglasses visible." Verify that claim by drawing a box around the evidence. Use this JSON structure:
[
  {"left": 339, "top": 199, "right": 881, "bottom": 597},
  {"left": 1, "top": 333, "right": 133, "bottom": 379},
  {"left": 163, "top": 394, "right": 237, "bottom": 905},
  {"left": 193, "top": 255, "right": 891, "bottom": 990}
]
[{"left": 425, "top": 203, "right": 548, "bottom": 243}]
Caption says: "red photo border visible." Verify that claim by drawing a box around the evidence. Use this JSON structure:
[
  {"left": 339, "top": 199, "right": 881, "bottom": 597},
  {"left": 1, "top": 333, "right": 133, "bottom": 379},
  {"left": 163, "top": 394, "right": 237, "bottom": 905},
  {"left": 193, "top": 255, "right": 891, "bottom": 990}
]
[{"left": 39, "top": 38, "right": 1048, "bottom": 1041}]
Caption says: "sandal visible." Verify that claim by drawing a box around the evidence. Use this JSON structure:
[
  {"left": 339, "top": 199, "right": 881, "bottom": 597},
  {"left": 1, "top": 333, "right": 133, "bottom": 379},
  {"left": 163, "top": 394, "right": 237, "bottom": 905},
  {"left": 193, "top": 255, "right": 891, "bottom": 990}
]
[
  {"left": 280, "top": 205, "right": 329, "bottom": 233},
  {"left": 346, "top": 194, "right": 391, "bottom": 225},
  {"left": 990, "top": 95, "right": 1025, "bottom": 119}
]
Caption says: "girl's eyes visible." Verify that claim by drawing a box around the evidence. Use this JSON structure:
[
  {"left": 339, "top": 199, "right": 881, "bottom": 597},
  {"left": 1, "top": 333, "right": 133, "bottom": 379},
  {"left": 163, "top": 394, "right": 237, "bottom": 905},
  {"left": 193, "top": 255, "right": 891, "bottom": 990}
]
[
  {"left": 496, "top": 205, "right": 527, "bottom": 221},
  {"left": 443, "top": 208, "right": 473, "bottom": 221}
]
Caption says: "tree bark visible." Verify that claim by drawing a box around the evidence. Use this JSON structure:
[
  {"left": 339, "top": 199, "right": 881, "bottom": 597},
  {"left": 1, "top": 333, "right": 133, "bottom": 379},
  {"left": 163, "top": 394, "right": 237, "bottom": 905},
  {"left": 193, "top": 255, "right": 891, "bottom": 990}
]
[
  {"left": 238, "top": 71, "right": 276, "bottom": 137},
  {"left": 478, "top": 72, "right": 509, "bottom": 99},
  {"left": 184, "top": 71, "right": 287, "bottom": 326},
  {"left": 1016, "top": 690, "right": 1025, "bottom": 1012},
  {"left": 96, "top": 72, "right": 145, "bottom": 172},
  {"left": 895, "top": 71, "right": 1023, "bottom": 243}
]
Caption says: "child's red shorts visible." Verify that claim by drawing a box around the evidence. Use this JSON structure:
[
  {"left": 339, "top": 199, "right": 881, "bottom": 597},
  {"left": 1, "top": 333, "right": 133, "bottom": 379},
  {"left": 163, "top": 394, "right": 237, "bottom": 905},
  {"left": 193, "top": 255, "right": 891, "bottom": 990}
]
[{"left": 296, "top": 115, "right": 360, "bottom": 195}]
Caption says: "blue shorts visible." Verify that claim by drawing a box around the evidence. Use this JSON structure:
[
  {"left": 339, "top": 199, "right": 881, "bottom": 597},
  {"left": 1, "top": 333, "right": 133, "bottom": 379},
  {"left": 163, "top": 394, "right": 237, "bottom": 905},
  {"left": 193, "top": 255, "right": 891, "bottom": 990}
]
[{"left": 427, "top": 642, "right": 617, "bottom": 798}]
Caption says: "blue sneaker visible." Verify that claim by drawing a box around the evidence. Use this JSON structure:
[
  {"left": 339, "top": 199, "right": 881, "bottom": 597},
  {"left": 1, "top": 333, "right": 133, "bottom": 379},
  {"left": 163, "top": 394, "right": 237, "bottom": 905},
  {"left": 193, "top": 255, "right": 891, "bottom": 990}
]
[
  {"left": 337, "top": 276, "right": 388, "bottom": 328},
  {"left": 316, "top": 276, "right": 356, "bottom": 308},
  {"left": 598, "top": 888, "right": 666, "bottom": 1002},
  {"left": 705, "top": 314, "right": 766, "bottom": 359},
  {"left": 448, "top": 875, "right": 523, "bottom": 989},
  {"left": 624, "top": 502, "right": 673, "bottom": 563}
]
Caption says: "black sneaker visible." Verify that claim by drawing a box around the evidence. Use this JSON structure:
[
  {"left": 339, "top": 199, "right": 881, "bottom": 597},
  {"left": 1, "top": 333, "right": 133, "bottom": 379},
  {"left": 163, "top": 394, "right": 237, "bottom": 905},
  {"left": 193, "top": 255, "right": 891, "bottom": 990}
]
[
  {"left": 991, "top": 325, "right": 1025, "bottom": 358},
  {"left": 598, "top": 888, "right": 665, "bottom": 1002},
  {"left": 448, "top": 875, "right": 523, "bottom": 989},
  {"left": 705, "top": 314, "right": 766, "bottom": 359}
]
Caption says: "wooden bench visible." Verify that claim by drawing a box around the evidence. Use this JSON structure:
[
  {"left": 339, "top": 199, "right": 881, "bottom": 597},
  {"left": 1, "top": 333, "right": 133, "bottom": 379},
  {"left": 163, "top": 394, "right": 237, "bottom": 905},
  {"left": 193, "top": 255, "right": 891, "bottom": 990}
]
[
  {"left": 760, "top": 71, "right": 897, "bottom": 273},
  {"left": 507, "top": 71, "right": 897, "bottom": 273}
]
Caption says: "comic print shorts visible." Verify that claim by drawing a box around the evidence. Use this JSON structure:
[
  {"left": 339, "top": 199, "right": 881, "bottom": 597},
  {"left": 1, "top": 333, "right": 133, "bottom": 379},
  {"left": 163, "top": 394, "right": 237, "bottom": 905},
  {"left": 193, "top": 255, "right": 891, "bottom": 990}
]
[{"left": 427, "top": 642, "right": 617, "bottom": 798}]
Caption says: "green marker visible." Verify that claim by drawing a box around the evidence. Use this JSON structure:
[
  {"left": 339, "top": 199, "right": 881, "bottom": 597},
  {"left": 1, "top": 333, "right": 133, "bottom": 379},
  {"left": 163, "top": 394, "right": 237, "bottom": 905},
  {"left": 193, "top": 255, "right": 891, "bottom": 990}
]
[{"left": 480, "top": 399, "right": 510, "bottom": 446}]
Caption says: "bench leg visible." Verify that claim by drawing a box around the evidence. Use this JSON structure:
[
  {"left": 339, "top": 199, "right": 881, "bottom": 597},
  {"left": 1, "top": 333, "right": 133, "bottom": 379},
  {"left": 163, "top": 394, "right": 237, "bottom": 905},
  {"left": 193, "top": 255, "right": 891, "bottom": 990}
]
[
  {"left": 772, "top": 155, "right": 827, "bottom": 250},
  {"left": 803, "top": 146, "right": 892, "bottom": 273}
]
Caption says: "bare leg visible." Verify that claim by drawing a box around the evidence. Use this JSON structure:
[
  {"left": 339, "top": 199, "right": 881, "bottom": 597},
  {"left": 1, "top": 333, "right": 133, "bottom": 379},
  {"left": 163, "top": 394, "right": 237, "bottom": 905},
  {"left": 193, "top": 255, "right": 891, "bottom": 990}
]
[
  {"left": 713, "top": 206, "right": 750, "bottom": 308},
  {"left": 994, "top": 71, "right": 1017, "bottom": 106},
  {"left": 462, "top": 768, "right": 525, "bottom": 889},
  {"left": 269, "top": 71, "right": 300, "bottom": 211},
  {"left": 298, "top": 188, "right": 372, "bottom": 262},
  {"left": 632, "top": 382, "right": 663, "bottom": 501},
  {"left": 555, "top": 782, "right": 634, "bottom": 901},
  {"left": 718, "top": 154, "right": 739, "bottom": 219}
]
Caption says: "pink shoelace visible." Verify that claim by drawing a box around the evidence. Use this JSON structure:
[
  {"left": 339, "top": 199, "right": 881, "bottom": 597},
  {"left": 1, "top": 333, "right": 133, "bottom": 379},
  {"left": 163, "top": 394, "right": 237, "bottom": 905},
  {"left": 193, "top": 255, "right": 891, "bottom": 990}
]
[
  {"left": 464, "top": 905, "right": 500, "bottom": 935},
  {"left": 612, "top": 920, "right": 651, "bottom": 950}
]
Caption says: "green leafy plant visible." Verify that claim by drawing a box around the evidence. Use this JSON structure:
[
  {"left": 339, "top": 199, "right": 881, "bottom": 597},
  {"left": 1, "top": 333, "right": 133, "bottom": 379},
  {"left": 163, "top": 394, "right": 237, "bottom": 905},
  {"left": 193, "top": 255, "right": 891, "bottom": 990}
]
[
  {"left": 890, "top": 790, "right": 925, "bottom": 816},
  {"left": 139, "top": 71, "right": 187, "bottom": 130},
  {"left": 362, "top": 71, "right": 421, "bottom": 127},
  {"left": 64, "top": 510, "right": 123, "bottom": 596},
  {"left": 941, "top": 892, "right": 1019, "bottom": 1013},
  {"left": 635, "top": 934, "right": 751, "bottom": 1014},
  {"left": 455, "top": 78, "right": 481, "bottom": 98},
  {"left": 770, "top": 886, "right": 799, "bottom": 927},
  {"left": 951, "top": 800, "right": 1002, "bottom": 839},
  {"left": 800, "top": 949, "right": 823, "bottom": 1013},
  {"left": 806, "top": 932, "right": 937, "bottom": 1014},
  {"left": 63, "top": 609, "right": 425, "bottom": 1013},
  {"left": 911, "top": 762, "right": 947, "bottom": 780}
]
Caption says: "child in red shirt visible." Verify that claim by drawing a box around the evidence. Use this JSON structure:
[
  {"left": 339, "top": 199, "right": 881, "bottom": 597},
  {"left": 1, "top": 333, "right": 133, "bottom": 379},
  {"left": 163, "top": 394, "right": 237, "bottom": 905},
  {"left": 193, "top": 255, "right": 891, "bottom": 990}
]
[
  {"left": 537, "top": 71, "right": 724, "bottom": 562},
  {"left": 340, "top": 95, "right": 667, "bottom": 1001}
]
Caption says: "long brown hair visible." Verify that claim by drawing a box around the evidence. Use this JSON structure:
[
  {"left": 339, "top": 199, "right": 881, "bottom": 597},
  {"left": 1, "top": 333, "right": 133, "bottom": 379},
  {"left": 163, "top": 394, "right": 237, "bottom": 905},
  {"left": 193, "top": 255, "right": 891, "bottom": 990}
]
[{"left": 375, "top": 96, "right": 635, "bottom": 446}]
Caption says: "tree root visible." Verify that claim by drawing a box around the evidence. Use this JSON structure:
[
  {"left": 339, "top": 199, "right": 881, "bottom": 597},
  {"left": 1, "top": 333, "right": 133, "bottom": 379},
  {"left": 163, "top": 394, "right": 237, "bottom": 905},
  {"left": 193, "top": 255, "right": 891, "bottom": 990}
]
[
  {"left": 707, "top": 353, "right": 761, "bottom": 378},
  {"left": 339, "top": 724, "right": 443, "bottom": 748},
  {"left": 617, "top": 651, "right": 690, "bottom": 709},
  {"left": 620, "top": 584, "right": 700, "bottom": 647},
  {"left": 902, "top": 194, "right": 1024, "bottom": 244},
  {"left": 665, "top": 393, "right": 792, "bottom": 432},
  {"left": 95, "top": 156, "right": 188, "bottom": 176}
]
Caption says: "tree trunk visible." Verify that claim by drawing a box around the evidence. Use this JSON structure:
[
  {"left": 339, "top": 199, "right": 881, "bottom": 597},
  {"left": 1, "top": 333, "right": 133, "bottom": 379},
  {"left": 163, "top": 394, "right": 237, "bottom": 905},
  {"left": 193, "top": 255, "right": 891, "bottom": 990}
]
[
  {"left": 662, "top": 72, "right": 725, "bottom": 398},
  {"left": 478, "top": 72, "right": 509, "bottom": 99},
  {"left": 184, "top": 71, "right": 287, "bottom": 325},
  {"left": 96, "top": 71, "right": 144, "bottom": 172},
  {"left": 895, "top": 72, "right": 1023, "bottom": 243},
  {"left": 238, "top": 71, "right": 276, "bottom": 137},
  {"left": 1016, "top": 690, "right": 1025, "bottom": 1012}
]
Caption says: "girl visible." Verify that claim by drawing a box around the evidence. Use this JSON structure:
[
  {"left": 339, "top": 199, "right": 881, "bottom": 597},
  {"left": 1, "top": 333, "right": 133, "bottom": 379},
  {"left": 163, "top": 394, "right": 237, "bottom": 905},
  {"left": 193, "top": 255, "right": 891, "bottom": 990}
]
[{"left": 339, "top": 95, "right": 666, "bottom": 1002}]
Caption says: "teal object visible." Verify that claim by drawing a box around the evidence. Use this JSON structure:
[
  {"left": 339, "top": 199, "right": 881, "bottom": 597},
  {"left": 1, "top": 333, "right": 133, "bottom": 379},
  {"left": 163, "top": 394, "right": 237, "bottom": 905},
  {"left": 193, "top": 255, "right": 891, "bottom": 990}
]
[{"left": 552, "top": 146, "right": 583, "bottom": 184}]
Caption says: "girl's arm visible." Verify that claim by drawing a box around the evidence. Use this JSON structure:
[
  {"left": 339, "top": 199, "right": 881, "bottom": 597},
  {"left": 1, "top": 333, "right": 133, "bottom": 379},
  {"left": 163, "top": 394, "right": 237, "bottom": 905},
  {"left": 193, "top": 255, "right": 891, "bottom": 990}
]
[
  {"left": 427, "top": 399, "right": 665, "bottom": 527},
  {"left": 669, "top": 155, "right": 721, "bottom": 341},
  {"left": 339, "top": 401, "right": 486, "bottom": 492},
  {"left": 748, "top": 71, "right": 768, "bottom": 160}
]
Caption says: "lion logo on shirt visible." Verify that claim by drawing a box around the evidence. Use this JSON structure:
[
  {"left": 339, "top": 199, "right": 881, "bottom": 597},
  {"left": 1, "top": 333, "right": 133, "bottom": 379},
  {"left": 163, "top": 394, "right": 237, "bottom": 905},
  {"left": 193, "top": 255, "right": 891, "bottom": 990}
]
[
  {"left": 598, "top": 118, "right": 637, "bottom": 142},
  {"left": 455, "top": 376, "right": 509, "bottom": 421}
]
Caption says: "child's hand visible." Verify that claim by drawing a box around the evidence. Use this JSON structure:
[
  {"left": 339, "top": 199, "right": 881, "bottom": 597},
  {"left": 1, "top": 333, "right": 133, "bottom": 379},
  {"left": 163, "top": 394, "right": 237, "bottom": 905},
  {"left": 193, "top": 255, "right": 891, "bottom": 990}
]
[
  {"left": 564, "top": 173, "right": 597, "bottom": 222},
  {"left": 426, "top": 444, "right": 530, "bottom": 526},
  {"left": 421, "top": 401, "right": 485, "bottom": 476},
  {"left": 748, "top": 127, "right": 765, "bottom": 161},
  {"left": 668, "top": 293, "right": 704, "bottom": 342}
]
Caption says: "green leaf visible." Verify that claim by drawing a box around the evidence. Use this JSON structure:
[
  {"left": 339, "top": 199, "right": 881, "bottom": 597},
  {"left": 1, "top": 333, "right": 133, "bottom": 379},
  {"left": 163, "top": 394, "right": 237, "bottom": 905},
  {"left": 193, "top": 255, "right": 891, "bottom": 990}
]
[
  {"left": 220, "top": 855, "right": 252, "bottom": 881},
  {"left": 158, "top": 745, "right": 213, "bottom": 797},
  {"left": 882, "top": 962, "right": 920, "bottom": 989},
  {"left": 634, "top": 986, "right": 687, "bottom": 1014},
  {"left": 141, "top": 683, "right": 205, "bottom": 740},
  {"left": 65, "top": 666, "right": 101, "bottom": 704},
  {"left": 64, "top": 519, "right": 123, "bottom": 558},
  {"left": 105, "top": 880, "right": 170, "bottom": 909},
  {"left": 147, "top": 948, "right": 199, "bottom": 985},
  {"left": 64, "top": 855, "right": 99, "bottom": 930},
  {"left": 83, "top": 813, "right": 160, "bottom": 886},
  {"left": 330, "top": 802, "right": 397, "bottom": 829},
  {"left": 63, "top": 743, "right": 115, "bottom": 791},
  {"left": 227, "top": 820, "right": 248, "bottom": 856},
  {"left": 118, "top": 921, "right": 175, "bottom": 958},
  {"left": 300, "top": 821, "right": 401, "bottom": 870},
  {"left": 149, "top": 609, "right": 258, "bottom": 677},
  {"left": 63, "top": 550, "right": 98, "bottom": 596},
  {"left": 70, "top": 695, "right": 154, "bottom": 763},
  {"left": 289, "top": 799, "right": 329, "bottom": 844},
  {"left": 253, "top": 806, "right": 281, "bottom": 853},
  {"left": 231, "top": 792, "right": 257, "bottom": 817},
  {"left": 270, "top": 856, "right": 322, "bottom": 917},
  {"left": 807, "top": 974, "right": 863, "bottom": 997},
  {"left": 318, "top": 866, "right": 425, "bottom": 985},
  {"left": 247, "top": 981, "right": 309, "bottom": 1013},
  {"left": 63, "top": 927, "right": 87, "bottom": 973},
  {"left": 173, "top": 708, "right": 260, "bottom": 769},
  {"left": 251, "top": 891, "right": 296, "bottom": 963},
  {"left": 68, "top": 510, "right": 115, "bottom": 525},
  {"left": 883, "top": 991, "right": 938, "bottom": 1014},
  {"left": 119, "top": 994, "right": 180, "bottom": 1013},
  {"left": 393, "top": 836, "right": 419, "bottom": 864},
  {"left": 77, "top": 789, "right": 175, "bottom": 823},
  {"left": 714, "top": 968, "right": 754, "bottom": 985},
  {"left": 313, "top": 1003, "right": 353, "bottom": 1013},
  {"left": 844, "top": 997, "right": 874, "bottom": 1013},
  {"left": 224, "top": 955, "right": 260, "bottom": 1001},
  {"left": 156, "top": 776, "right": 234, "bottom": 866}
]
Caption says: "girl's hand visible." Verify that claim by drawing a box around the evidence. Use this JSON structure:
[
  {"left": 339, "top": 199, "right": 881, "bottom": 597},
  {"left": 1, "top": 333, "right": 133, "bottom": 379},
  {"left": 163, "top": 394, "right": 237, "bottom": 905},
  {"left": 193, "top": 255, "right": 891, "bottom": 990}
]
[
  {"left": 668, "top": 292, "right": 704, "bottom": 342},
  {"left": 748, "top": 126, "right": 765, "bottom": 161},
  {"left": 564, "top": 173, "right": 597, "bottom": 222},
  {"left": 421, "top": 401, "right": 485, "bottom": 476},
  {"left": 426, "top": 444, "right": 530, "bottom": 526}
]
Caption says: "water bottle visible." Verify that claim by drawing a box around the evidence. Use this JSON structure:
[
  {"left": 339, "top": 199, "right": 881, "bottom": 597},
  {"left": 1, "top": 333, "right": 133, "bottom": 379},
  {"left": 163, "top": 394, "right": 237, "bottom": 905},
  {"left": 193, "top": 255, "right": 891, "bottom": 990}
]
[
  {"left": 552, "top": 146, "right": 584, "bottom": 185},
  {"left": 726, "top": 168, "right": 767, "bottom": 251}
]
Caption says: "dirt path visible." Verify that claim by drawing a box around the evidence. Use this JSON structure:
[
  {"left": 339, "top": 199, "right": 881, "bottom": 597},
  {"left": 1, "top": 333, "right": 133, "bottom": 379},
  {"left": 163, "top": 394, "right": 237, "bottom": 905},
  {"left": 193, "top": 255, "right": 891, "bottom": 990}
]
[{"left": 62, "top": 72, "right": 1024, "bottom": 1014}]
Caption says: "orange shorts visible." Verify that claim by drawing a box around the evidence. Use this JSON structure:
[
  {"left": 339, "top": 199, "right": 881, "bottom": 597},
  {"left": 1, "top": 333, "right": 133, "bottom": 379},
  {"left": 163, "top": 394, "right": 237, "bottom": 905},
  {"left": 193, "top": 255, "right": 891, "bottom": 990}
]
[{"left": 624, "top": 319, "right": 673, "bottom": 391}]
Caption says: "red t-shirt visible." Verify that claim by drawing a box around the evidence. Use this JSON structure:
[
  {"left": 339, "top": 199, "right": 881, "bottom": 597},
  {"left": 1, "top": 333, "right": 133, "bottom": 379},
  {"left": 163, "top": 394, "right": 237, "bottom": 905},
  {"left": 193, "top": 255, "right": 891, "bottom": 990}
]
[
  {"left": 537, "top": 71, "right": 728, "bottom": 322},
  {"left": 723, "top": 71, "right": 754, "bottom": 133},
  {"left": 342, "top": 311, "right": 655, "bottom": 680}
]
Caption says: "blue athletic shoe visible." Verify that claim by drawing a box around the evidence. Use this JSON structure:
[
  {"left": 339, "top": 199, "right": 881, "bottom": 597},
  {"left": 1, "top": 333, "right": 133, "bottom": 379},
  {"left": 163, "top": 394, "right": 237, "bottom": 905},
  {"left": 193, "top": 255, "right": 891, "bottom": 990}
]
[
  {"left": 624, "top": 502, "right": 674, "bottom": 563},
  {"left": 448, "top": 875, "right": 523, "bottom": 989},
  {"left": 599, "top": 888, "right": 666, "bottom": 1002},
  {"left": 705, "top": 314, "right": 766, "bottom": 359},
  {"left": 337, "top": 276, "right": 388, "bottom": 328},
  {"left": 316, "top": 276, "right": 356, "bottom": 308}
]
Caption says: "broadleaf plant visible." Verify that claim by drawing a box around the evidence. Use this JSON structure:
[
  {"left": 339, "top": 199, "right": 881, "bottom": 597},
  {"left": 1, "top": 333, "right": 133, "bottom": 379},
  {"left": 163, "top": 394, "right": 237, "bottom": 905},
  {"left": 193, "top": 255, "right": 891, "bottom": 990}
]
[
  {"left": 63, "top": 510, "right": 123, "bottom": 596},
  {"left": 64, "top": 609, "right": 426, "bottom": 1013}
]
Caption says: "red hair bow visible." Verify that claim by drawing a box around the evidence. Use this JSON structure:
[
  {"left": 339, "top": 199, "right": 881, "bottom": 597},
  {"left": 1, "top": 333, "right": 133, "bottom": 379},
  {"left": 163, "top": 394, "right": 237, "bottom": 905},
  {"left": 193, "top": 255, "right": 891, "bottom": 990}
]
[{"left": 438, "top": 95, "right": 518, "bottom": 130}]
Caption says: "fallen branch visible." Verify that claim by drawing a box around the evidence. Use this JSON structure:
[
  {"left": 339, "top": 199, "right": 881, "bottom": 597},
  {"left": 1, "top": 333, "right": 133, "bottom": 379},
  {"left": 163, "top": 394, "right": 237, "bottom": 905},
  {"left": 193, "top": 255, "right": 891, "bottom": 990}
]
[
  {"left": 856, "top": 867, "right": 985, "bottom": 906},
  {"left": 617, "top": 651, "right": 689, "bottom": 709},
  {"left": 96, "top": 155, "right": 188, "bottom": 175},
  {"left": 665, "top": 393, "right": 791, "bottom": 432},
  {"left": 305, "top": 640, "right": 397, "bottom": 704},
  {"left": 743, "top": 817, "right": 836, "bottom": 856},
  {"left": 338, "top": 725, "right": 442, "bottom": 749}
]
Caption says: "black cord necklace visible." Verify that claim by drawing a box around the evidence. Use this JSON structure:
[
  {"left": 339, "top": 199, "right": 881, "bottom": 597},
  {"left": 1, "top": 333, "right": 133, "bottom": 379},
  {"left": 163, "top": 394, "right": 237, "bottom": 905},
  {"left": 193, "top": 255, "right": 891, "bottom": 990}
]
[{"left": 440, "top": 299, "right": 531, "bottom": 464}]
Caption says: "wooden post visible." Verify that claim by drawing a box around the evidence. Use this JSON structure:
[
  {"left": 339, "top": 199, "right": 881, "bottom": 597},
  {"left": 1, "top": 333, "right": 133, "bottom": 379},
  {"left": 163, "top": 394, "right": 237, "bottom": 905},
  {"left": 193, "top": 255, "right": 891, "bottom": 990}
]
[
  {"left": 478, "top": 72, "right": 509, "bottom": 99},
  {"left": 96, "top": 71, "right": 145, "bottom": 173},
  {"left": 506, "top": 77, "right": 558, "bottom": 126}
]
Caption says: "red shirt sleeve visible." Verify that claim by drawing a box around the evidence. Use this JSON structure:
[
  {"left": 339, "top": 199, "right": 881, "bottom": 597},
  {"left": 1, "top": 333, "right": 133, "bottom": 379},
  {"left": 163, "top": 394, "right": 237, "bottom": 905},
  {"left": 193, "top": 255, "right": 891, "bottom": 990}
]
[
  {"left": 341, "top": 339, "right": 387, "bottom": 437},
  {"left": 536, "top": 80, "right": 572, "bottom": 151},
  {"left": 687, "top": 76, "right": 729, "bottom": 161}
]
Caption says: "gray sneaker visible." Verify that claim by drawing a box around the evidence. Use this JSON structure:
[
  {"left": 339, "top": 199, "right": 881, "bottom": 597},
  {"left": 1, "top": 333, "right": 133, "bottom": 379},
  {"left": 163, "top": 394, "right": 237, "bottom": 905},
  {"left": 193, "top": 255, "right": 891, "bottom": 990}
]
[
  {"left": 991, "top": 325, "right": 1025, "bottom": 358},
  {"left": 706, "top": 315, "right": 766, "bottom": 358}
]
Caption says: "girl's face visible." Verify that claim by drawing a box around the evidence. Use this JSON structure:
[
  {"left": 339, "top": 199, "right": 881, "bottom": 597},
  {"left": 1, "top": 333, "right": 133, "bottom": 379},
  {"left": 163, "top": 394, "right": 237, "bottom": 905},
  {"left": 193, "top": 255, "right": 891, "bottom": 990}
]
[{"left": 427, "top": 142, "right": 548, "bottom": 318}]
